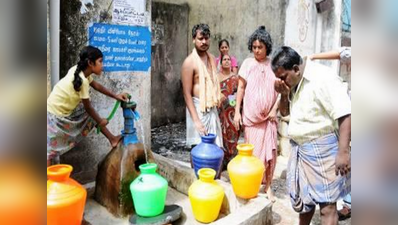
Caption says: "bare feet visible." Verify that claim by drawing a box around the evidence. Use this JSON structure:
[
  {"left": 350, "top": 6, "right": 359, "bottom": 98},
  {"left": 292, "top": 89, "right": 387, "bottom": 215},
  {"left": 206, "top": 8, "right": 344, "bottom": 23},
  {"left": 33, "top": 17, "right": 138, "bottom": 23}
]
[
  {"left": 338, "top": 205, "right": 351, "bottom": 221},
  {"left": 266, "top": 186, "right": 276, "bottom": 203},
  {"left": 82, "top": 217, "right": 92, "bottom": 225},
  {"left": 110, "top": 135, "right": 122, "bottom": 148}
]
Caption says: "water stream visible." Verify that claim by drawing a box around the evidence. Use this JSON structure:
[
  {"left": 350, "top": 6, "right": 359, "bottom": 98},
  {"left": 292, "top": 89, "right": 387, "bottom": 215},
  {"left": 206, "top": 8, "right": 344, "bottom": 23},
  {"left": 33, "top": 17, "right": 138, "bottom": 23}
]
[{"left": 133, "top": 111, "right": 148, "bottom": 164}]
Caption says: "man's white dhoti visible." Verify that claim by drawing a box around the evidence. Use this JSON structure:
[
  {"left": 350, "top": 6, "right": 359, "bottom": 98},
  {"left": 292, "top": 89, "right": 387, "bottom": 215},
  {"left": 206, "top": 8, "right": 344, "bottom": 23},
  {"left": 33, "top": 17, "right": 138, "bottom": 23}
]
[{"left": 186, "top": 97, "right": 223, "bottom": 148}]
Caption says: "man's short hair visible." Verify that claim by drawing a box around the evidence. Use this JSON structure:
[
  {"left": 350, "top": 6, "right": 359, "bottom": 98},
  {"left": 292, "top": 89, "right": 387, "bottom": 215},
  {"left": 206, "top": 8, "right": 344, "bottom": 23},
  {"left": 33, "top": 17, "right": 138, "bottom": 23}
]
[
  {"left": 271, "top": 46, "right": 303, "bottom": 72},
  {"left": 192, "top": 24, "right": 210, "bottom": 38}
]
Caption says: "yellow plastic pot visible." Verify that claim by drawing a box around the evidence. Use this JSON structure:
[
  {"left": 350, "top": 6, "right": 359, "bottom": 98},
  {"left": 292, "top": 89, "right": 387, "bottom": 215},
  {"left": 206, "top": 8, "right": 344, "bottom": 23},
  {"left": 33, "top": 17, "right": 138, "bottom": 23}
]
[
  {"left": 188, "top": 168, "right": 224, "bottom": 223},
  {"left": 227, "top": 143, "right": 265, "bottom": 199}
]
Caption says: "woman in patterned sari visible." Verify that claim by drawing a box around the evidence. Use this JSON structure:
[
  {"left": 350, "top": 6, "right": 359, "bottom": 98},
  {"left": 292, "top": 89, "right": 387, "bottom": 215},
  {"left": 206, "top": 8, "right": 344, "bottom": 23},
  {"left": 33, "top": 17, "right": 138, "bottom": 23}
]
[
  {"left": 218, "top": 54, "right": 240, "bottom": 169},
  {"left": 233, "top": 26, "right": 279, "bottom": 202}
]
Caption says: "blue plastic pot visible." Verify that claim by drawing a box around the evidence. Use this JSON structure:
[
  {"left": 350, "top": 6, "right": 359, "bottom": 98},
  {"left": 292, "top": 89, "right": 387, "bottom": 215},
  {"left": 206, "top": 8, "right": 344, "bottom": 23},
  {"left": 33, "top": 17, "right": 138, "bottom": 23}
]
[{"left": 191, "top": 134, "right": 224, "bottom": 178}]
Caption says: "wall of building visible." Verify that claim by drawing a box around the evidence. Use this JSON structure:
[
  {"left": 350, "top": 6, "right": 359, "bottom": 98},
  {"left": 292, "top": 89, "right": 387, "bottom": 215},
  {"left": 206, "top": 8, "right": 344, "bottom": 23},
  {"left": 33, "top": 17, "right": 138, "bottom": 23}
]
[
  {"left": 49, "top": 0, "right": 348, "bottom": 182},
  {"left": 47, "top": 0, "right": 51, "bottom": 97},
  {"left": 154, "top": 0, "right": 287, "bottom": 67},
  {"left": 151, "top": 2, "right": 189, "bottom": 127},
  {"left": 279, "top": 0, "right": 348, "bottom": 157},
  {"left": 284, "top": 0, "right": 351, "bottom": 85},
  {"left": 150, "top": 0, "right": 287, "bottom": 127},
  {"left": 55, "top": 0, "right": 152, "bottom": 184},
  {"left": 340, "top": 32, "right": 351, "bottom": 89},
  {"left": 284, "top": 0, "right": 343, "bottom": 71}
]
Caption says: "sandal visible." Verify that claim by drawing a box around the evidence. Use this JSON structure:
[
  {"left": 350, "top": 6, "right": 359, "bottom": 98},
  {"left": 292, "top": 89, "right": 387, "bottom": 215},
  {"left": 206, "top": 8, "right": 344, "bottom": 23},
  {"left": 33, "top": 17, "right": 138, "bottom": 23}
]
[{"left": 338, "top": 205, "right": 351, "bottom": 221}]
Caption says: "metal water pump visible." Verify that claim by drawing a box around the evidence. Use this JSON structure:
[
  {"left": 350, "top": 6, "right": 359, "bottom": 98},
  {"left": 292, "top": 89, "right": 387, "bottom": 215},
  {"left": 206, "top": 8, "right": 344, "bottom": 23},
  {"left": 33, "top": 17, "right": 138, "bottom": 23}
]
[{"left": 121, "top": 98, "right": 140, "bottom": 146}]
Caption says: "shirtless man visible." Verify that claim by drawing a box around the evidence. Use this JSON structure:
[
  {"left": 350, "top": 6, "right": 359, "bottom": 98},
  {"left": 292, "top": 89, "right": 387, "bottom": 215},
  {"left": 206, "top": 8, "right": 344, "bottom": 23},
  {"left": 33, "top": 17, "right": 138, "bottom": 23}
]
[{"left": 181, "top": 24, "right": 223, "bottom": 148}]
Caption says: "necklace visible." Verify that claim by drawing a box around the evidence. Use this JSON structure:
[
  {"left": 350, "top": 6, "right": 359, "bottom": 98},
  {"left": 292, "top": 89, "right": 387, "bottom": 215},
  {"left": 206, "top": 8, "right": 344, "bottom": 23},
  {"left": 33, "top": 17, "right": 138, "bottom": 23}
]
[
  {"left": 255, "top": 61, "right": 265, "bottom": 73},
  {"left": 260, "top": 64, "right": 265, "bottom": 73}
]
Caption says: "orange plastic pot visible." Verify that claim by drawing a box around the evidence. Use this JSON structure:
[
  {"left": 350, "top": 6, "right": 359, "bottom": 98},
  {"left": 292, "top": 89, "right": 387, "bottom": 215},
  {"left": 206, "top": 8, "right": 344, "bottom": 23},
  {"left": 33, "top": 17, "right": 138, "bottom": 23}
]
[
  {"left": 0, "top": 163, "right": 42, "bottom": 225},
  {"left": 47, "top": 164, "right": 87, "bottom": 225},
  {"left": 227, "top": 143, "right": 265, "bottom": 199}
]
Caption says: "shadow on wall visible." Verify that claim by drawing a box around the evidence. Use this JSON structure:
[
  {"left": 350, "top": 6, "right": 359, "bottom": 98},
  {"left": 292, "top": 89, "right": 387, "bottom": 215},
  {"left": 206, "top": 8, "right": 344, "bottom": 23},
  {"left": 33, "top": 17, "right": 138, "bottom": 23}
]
[
  {"left": 60, "top": 0, "right": 111, "bottom": 78},
  {"left": 151, "top": 2, "right": 189, "bottom": 128},
  {"left": 60, "top": 0, "right": 87, "bottom": 78}
]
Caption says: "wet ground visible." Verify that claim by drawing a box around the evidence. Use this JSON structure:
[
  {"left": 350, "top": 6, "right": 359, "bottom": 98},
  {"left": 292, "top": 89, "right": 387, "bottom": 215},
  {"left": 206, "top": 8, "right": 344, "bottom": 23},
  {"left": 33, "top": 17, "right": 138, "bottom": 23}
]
[
  {"left": 151, "top": 123, "right": 351, "bottom": 225},
  {"left": 151, "top": 122, "right": 191, "bottom": 163}
]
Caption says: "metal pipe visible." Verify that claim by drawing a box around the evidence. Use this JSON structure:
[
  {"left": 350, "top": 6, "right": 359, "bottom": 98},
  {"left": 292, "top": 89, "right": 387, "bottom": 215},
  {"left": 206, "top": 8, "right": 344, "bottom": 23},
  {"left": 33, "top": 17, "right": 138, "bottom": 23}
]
[{"left": 50, "top": 0, "right": 60, "bottom": 88}]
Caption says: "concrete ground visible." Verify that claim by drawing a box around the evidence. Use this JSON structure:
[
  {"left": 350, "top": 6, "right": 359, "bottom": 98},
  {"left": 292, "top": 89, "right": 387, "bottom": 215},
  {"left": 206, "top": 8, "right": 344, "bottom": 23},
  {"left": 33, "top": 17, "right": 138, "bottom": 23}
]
[
  {"left": 84, "top": 154, "right": 273, "bottom": 225},
  {"left": 84, "top": 187, "right": 204, "bottom": 225},
  {"left": 151, "top": 122, "right": 352, "bottom": 225},
  {"left": 84, "top": 123, "right": 351, "bottom": 225},
  {"left": 83, "top": 157, "right": 351, "bottom": 225},
  {"left": 270, "top": 156, "right": 351, "bottom": 225}
]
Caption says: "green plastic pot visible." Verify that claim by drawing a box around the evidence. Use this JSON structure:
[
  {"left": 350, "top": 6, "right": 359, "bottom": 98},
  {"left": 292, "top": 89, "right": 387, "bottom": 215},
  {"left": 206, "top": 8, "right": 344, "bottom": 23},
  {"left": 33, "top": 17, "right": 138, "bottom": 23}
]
[{"left": 130, "top": 163, "right": 168, "bottom": 217}]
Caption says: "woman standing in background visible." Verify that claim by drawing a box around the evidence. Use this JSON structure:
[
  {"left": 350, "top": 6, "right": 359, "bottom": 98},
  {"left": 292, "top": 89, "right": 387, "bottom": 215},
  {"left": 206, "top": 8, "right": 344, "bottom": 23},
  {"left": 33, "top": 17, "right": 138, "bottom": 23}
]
[
  {"left": 215, "top": 39, "right": 239, "bottom": 74},
  {"left": 218, "top": 54, "right": 240, "bottom": 168}
]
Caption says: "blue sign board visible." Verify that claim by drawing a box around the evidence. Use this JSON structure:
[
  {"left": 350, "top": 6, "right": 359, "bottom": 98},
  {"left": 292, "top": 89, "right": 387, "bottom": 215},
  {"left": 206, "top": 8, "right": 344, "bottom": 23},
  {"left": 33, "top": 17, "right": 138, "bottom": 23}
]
[{"left": 89, "top": 23, "right": 151, "bottom": 72}]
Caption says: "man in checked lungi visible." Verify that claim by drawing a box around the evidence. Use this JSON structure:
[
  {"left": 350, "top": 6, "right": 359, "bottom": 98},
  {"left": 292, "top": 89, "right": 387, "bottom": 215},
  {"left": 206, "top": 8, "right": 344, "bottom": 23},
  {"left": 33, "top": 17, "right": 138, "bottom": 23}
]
[{"left": 271, "top": 46, "right": 351, "bottom": 225}]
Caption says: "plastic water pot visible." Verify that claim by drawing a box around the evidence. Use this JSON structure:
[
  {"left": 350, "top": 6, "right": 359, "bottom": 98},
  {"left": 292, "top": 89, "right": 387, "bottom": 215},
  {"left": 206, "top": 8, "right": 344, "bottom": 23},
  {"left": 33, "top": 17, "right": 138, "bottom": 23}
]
[
  {"left": 189, "top": 168, "right": 224, "bottom": 223},
  {"left": 130, "top": 163, "right": 168, "bottom": 217},
  {"left": 47, "top": 164, "right": 87, "bottom": 225},
  {"left": 227, "top": 143, "right": 265, "bottom": 199},
  {"left": 191, "top": 134, "right": 224, "bottom": 178}
]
